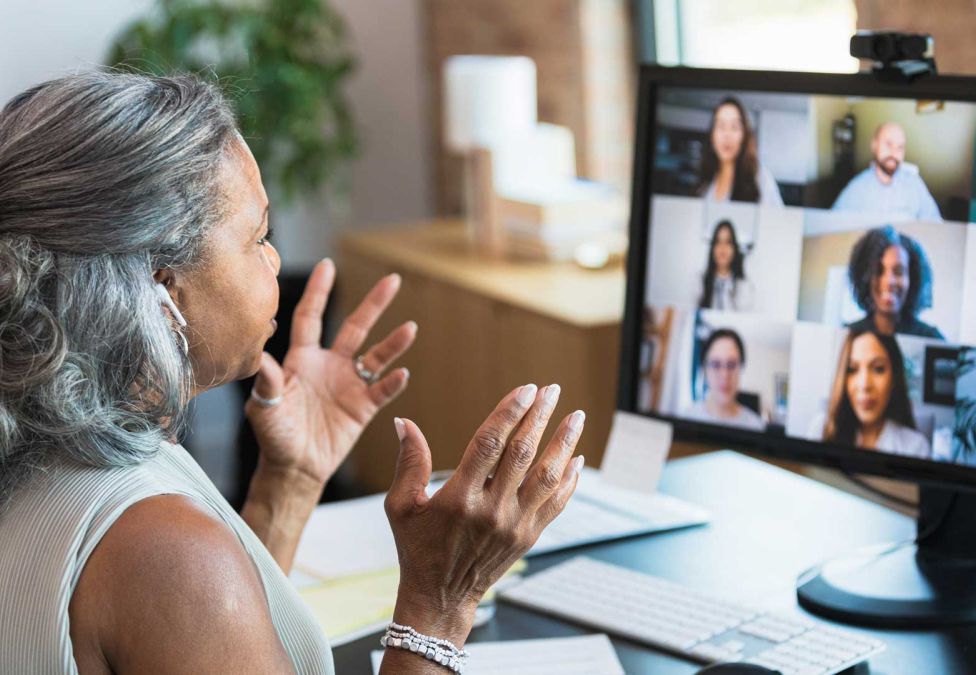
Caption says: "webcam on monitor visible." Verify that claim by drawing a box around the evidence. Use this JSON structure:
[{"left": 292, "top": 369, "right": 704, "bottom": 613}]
[{"left": 850, "top": 30, "right": 936, "bottom": 82}]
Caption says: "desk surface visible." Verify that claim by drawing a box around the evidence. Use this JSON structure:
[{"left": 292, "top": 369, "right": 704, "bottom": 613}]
[
  {"left": 339, "top": 221, "right": 625, "bottom": 327},
  {"left": 332, "top": 451, "right": 975, "bottom": 674}
]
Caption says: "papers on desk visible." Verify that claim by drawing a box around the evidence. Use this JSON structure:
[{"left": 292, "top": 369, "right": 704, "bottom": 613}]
[
  {"left": 530, "top": 412, "right": 707, "bottom": 555},
  {"left": 293, "top": 491, "right": 396, "bottom": 579},
  {"left": 297, "top": 561, "right": 527, "bottom": 647},
  {"left": 293, "top": 478, "right": 449, "bottom": 580},
  {"left": 529, "top": 466, "right": 709, "bottom": 555},
  {"left": 370, "top": 634, "right": 624, "bottom": 675},
  {"left": 299, "top": 567, "right": 399, "bottom": 646},
  {"left": 291, "top": 490, "right": 415, "bottom": 645}
]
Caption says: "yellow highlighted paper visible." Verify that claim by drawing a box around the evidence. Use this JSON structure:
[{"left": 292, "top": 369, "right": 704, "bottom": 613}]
[{"left": 297, "top": 560, "right": 528, "bottom": 646}]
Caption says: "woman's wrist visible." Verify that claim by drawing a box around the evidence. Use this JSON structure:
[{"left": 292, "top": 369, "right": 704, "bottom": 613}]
[
  {"left": 248, "top": 457, "right": 325, "bottom": 507},
  {"left": 240, "top": 460, "right": 324, "bottom": 571},
  {"left": 392, "top": 587, "right": 479, "bottom": 648},
  {"left": 245, "top": 462, "right": 322, "bottom": 526}
]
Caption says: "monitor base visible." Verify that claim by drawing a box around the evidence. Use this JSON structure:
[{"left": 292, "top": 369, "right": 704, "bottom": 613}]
[
  {"left": 797, "top": 485, "right": 976, "bottom": 628},
  {"left": 797, "top": 542, "right": 976, "bottom": 628}
]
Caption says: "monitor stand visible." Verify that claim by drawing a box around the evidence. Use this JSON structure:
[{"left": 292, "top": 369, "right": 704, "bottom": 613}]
[{"left": 797, "top": 485, "right": 976, "bottom": 628}]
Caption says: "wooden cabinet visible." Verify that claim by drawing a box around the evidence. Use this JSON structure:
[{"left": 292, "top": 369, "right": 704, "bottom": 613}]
[{"left": 336, "top": 220, "right": 624, "bottom": 493}]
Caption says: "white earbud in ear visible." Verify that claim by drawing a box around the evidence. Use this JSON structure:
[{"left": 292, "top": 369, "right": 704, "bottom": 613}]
[
  {"left": 154, "top": 283, "right": 187, "bottom": 327},
  {"left": 154, "top": 283, "right": 189, "bottom": 356}
]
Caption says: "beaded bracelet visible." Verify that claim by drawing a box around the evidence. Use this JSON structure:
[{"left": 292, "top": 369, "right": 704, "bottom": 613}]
[{"left": 380, "top": 622, "right": 469, "bottom": 673}]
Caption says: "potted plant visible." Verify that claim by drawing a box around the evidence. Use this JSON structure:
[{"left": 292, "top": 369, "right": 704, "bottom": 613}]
[{"left": 107, "top": 0, "right": 358, "bottom": 202}]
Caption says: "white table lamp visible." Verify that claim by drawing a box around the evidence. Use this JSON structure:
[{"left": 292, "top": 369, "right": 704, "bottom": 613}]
[{"left": 443, "top": 56, "right": 538, "bottom": 255}]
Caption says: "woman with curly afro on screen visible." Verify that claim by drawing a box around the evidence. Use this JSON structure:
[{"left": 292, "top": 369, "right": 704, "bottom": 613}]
[{"left": 846, "top": 225, "right": 943, "bottom": 339}]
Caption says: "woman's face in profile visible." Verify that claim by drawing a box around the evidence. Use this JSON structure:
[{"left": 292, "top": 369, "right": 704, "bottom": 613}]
[
  {"left": 175, "top": 139, "right": 282, "bottom": 388},
  {"left": 845, "top": 332, "right": 894, "bottom": 428},
  {"left": 704, "top": 337, "right": 742, "bottom": 406},
  {"left": 871, "top": 244, "right": 910, "bottom": 317},
  {"left": 711, "top": 104, "right": 744, "bottom": 163},
  {"left": 712, "top": 226, "right": 735, "bottom": 271}
]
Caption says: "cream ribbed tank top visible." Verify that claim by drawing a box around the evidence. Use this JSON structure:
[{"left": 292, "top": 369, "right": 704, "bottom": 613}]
[{"left": 0, "top": 441, "right": 335, "bottom": 674}]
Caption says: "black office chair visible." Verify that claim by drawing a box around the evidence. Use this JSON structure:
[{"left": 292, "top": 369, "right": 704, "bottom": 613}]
[
  {"left": 184, "top": 272, "right": 364, "bottom": 510},
  {"left": 736, "top": 391, "right": 761, "bottom": 416},
  {"left": 232, "top": 272, "right": 370, "bottom": 508}
]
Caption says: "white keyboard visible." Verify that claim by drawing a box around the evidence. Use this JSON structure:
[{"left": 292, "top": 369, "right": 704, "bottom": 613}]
[{"left": 499, "top": 557, "right": 885, "bottom": 675}]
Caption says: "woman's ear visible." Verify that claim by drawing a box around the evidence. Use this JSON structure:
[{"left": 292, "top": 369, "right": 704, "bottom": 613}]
[
  {"left": 153, "top": 268, "right": 173, "bottom": 286},
  {"left": 152, "top": 268, "right": 184, "bottom": 304},
  {"left": 151, "top": 269, "right": 189, "bottom": 335}
]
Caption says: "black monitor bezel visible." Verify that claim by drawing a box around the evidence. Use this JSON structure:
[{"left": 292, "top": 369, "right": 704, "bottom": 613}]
[{"left": 618, "top": 65, "right": 976, "bottom": 492}]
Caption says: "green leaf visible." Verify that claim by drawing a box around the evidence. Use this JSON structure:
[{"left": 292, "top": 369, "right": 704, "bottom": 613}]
[{"left": 105, "top": 0, "right": 358, "bottom": 203}]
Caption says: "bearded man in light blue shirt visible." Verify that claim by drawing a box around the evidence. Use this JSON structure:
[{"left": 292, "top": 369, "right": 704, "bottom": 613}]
[{"left": 832, "top": 122, "right": 943, "bottom": 222}]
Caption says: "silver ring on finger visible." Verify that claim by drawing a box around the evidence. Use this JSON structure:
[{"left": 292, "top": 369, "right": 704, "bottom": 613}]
[
  {"left": 250, "top": 387, "right": 283, "bottom": 408},
  {"left": 354, "top": 355, "right": 380, "bottom": 384}
]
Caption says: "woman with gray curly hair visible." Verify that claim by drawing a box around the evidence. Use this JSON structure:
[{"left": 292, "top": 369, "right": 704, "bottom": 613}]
[{"left": 0, "top": 71, "right": 585, "bottom": 674}]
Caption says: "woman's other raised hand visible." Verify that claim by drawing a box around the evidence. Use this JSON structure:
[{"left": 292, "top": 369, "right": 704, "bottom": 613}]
[{"left": 383, "top": 384, "right": 585, "bottom": 649}]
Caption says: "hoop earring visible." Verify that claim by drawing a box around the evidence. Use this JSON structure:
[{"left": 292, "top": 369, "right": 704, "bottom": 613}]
[{"left": 154, "top": 283, "right": 189, "bottom": 356}]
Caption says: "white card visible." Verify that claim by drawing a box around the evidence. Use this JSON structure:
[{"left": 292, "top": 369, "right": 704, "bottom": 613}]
[
  {"left": 371, "top": 634, "right": 624, "bottom": 675},
  {"left": 598, "top": 411, "right": 672, "bottom": 495}
]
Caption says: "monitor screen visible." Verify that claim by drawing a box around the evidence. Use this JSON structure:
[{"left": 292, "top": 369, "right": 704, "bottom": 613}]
[{"left": 623, "top": 67, "right": 976, "bottom": 484}]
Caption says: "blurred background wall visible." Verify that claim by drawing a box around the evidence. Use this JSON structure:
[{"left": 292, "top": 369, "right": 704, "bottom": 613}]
[{"left": 0, "top": 0, "right": 434, "bottom": 270}]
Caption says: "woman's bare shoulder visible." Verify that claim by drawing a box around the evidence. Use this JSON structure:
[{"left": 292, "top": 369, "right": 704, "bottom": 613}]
[{"left": 69, "top": 494, "right": 294, "bottom": 675}]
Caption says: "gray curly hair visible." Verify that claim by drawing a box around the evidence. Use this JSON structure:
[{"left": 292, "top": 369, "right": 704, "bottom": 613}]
[{"left": 0, "top": 71, "right": 238, "bottom": 504}]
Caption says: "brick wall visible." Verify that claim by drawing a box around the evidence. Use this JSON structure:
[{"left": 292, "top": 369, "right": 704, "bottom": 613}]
[
  {"left": 423, "top": 0, "right": 635, "bottom": 214},
  {"left": 856, "top": 0, "right": 976, "bottom": 75}
]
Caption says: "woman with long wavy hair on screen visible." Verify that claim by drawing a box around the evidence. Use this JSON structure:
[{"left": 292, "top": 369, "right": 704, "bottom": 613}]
[
  {"left": 698, "top": 219, "right": 754, "bottom": 311},
  {"left": 698, "top": 96, "right": 783, "bottom": 206},
  {"left": 816, "top": 327, "right": 930, "bottom": 458}
]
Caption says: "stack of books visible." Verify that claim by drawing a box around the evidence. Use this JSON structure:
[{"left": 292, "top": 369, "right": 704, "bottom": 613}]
[{"left": 497, "top": 179, "right": 628, "bottom": 261}]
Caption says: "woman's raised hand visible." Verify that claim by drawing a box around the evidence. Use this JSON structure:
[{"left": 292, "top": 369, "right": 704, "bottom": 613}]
[
  {"left": 246, "top": 259, "right": 416, "bottom": 490},
  {"left": 383, "top": 384, "right": 585, "bottom": 647}
]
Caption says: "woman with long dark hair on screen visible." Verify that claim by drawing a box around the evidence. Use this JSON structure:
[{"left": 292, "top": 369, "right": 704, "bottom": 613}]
[
  {"left": 699, "top": 219, "right": 754, "bottom": 311},
  {"left": 699, "top": 96, "right": 783, "bottom": 206},
  {"left": 847, "top": 225, "right": 943, "bottom": 339},
  {"left": 811, "top": 327, "right": 930, "bottom": 458}
]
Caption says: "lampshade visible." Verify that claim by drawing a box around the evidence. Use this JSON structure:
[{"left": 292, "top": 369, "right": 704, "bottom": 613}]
[{"left": 443, "top": 55, "right": 537, "bottom": 153}]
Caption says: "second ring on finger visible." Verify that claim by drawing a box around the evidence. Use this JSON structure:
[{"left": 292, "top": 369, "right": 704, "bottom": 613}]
[{"left": 354, "top": 352, "right": 384, "bottom": 384}]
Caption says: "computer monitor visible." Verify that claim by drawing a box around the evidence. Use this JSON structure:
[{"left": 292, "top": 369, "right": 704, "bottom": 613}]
[{"left": 618, "top": 65, "right": 976, "bottom": 628}]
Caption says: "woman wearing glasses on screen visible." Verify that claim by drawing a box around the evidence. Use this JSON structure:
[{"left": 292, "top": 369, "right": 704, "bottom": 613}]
[
  {"left": 810, "top": 327, "right": 930, "bottom": 458},
  {"left": 847, "top": 225, "right": 944, "bottom": 339},
  {"left": 699, "top": 97, "right": 783, "bottom": 206},
  {"left": 698, "top": 219, "right": 754, "bottom": 311},
  {"left": 681, "top": 328, "right": 765, "bottom": 431}
]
